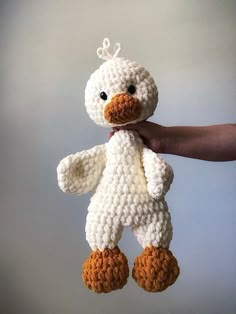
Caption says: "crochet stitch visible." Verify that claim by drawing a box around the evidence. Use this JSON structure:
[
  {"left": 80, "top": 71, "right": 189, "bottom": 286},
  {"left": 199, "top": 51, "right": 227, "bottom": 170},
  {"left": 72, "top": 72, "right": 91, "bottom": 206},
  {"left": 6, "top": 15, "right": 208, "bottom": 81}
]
[
  {"left": 57, "top": 38, "right": 179, "bottom": 293},
  {"left": 132, "top": 246, "right": 179, "bottom": 292},
  {"left": 82, "top": 246, "right": 129, "bottom": 293}
]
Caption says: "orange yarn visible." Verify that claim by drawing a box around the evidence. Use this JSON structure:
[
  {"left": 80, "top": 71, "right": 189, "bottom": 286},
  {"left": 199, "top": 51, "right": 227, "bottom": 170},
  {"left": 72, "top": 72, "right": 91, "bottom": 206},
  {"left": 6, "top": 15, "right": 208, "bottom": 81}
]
[
  {"left": 104, "top": 93, "right": 141, "bottom": 124},
  {"left": 132, "top": 246, "right": 180, "bottom": 292},
  {"left": 82, "top": 246, "right": 129, "bottom": 293}
]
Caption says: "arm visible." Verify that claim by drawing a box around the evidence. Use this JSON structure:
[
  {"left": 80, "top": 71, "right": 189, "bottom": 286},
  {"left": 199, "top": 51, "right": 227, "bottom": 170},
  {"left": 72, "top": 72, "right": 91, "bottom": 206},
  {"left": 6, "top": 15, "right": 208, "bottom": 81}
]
[
  {"left": 57, "top": 144, "right": 106, "bottom": 195},
  {"left": 163, "top": 124, "right": 236, "bottom": 161},
  {"left": 142, "top": 147, "right": 174, "bottom": 200},
  {"left": 116, "top": 122, "right": 236, "bottom": 161}
]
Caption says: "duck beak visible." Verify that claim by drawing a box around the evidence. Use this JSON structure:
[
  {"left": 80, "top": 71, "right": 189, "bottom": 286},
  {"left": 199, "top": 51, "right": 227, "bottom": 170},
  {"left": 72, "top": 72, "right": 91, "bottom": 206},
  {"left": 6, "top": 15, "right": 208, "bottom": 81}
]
[{"left": 104, "top": 93, "right": 142, "bottom": 124}]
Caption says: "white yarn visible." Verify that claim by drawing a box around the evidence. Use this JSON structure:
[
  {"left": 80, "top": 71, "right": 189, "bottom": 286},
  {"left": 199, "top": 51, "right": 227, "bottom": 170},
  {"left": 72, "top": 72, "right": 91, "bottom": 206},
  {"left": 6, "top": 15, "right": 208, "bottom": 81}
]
[
  {"left": 85, "top": 39, "right": 158, "bottom": 127},
  {"left": 58, "top": 131, "right": 173, "bottom": 251},
  {"left": 57, "top": 38, "right": 174, "bottom": 252},
  {"left": 57, "top": 144, "right": 106, "bottom": 194},
  {"left": 142, "top": 147, "right": 174, "bottom": 199},
  {"left": 97, "top": 38, "right": 121, "bottom": 61}
]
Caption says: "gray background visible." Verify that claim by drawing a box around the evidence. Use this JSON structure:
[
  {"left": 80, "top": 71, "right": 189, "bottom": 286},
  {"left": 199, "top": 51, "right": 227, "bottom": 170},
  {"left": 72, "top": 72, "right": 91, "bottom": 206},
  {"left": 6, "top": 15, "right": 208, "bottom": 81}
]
[{"left": 1, "top": 0, "right": 236, "bottom": 313}]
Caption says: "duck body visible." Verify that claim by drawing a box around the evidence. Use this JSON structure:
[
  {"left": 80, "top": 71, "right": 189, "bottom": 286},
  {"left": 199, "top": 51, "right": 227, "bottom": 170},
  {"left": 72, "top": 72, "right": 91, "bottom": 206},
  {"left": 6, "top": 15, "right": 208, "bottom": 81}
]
[{"left": 86, "top": 130, "right": 173, "bottom": 251}]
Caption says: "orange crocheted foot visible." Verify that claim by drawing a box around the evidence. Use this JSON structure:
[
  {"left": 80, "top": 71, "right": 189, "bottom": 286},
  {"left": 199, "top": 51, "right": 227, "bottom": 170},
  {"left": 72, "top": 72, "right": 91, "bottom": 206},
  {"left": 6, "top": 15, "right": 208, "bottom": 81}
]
[
  {"left": 132, "top": 246, "right": 180, "bottom": 292},
  {"left": 82, "top": 246, "right": 129, "bottom": 293}
]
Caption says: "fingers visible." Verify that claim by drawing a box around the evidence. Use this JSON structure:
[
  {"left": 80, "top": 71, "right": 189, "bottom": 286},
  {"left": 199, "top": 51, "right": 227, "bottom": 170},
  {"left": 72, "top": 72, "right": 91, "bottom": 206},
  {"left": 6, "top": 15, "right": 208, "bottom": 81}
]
[
  {"left": 108, "top": 121, "right": 164, "bottom": 153},
  {"left": 111, "top": 121, "right": 156, "bottom": 141},
  {"left": 108, "top": 131, "right": 115, "bottom": 139},
  {"left": 109, "top": 122, "right": 145, "bottom": 139},
  {"left": 116, "top": 121, "right": 148, "bottom": 131}
]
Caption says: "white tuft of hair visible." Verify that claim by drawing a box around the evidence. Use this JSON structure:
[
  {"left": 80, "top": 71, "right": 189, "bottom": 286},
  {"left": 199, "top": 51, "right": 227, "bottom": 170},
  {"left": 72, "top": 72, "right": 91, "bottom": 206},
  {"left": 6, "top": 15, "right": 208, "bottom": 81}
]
[{"left": 96, "top": 38, "right": 121, "bottom": 61}]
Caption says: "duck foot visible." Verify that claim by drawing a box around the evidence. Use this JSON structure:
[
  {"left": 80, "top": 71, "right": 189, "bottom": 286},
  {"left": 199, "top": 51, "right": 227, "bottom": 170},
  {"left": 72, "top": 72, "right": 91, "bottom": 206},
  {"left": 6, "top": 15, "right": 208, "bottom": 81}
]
[
  {"left": 132, "top": 246, "right": 180, "bottom": 292},
  {"left": 82, "top": 246, "right": 129, "bottom": 293}
]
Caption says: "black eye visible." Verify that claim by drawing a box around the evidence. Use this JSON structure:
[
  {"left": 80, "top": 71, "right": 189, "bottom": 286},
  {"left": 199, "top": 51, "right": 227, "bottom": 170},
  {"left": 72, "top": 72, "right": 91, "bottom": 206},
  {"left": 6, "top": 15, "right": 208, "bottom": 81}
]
[
  {"left": 100, "top": 91, "right": 107, "bottom": 100},
  {"left": 127, "top": 84, "right": 136, "bottom": 95}
]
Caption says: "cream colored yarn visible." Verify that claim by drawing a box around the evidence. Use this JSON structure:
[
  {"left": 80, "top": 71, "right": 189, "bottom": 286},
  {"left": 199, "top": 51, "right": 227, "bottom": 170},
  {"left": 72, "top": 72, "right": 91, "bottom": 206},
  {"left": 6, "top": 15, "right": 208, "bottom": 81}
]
[
  {"left": 85, "top": 38, "right": 158, "bottom": 128},
  {"left": 57, "top": 38, "right": 174, "bottom": 252}
]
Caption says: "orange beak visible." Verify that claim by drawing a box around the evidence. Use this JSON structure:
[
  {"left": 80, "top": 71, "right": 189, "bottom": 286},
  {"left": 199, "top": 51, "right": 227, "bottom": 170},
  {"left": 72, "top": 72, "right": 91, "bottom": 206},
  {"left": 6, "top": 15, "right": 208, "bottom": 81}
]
[{"left": 104, "top": 93, "right": 142, "bottom": 124}]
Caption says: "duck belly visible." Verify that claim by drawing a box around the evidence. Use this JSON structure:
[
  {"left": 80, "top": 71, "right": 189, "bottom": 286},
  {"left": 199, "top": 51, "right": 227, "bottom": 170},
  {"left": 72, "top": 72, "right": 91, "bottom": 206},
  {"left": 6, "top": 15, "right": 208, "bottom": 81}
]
[{"left": 88, "top": 130, "right": 168, "bottom": 225}]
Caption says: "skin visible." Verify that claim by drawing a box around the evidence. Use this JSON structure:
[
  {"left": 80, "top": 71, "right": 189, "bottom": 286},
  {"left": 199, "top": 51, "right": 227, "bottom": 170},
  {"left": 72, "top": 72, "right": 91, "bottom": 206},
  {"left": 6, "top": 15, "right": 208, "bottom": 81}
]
[{"left": 109, "top": 121, "right": 236, "bottom": 162}]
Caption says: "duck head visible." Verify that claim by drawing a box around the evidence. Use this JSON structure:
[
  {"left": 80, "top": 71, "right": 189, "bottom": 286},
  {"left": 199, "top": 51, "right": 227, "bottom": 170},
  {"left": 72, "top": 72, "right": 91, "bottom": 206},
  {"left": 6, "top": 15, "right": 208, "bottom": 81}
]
[{"left": 85, "top": 38, "right": 158, "bottom": 128}]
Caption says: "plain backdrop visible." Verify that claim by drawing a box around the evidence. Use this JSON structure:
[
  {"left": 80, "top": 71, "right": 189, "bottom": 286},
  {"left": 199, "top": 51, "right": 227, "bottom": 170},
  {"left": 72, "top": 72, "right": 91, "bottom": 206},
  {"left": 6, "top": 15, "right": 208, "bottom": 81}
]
[{"left": 0, "top": 0, "right": 236, "bottom": 313}]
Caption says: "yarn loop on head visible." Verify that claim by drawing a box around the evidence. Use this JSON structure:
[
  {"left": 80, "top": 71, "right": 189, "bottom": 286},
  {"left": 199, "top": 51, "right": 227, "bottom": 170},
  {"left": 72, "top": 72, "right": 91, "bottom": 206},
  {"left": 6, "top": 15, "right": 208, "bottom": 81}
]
[{"left": 97, "top": 38, "right": 121, "bottom": 61}]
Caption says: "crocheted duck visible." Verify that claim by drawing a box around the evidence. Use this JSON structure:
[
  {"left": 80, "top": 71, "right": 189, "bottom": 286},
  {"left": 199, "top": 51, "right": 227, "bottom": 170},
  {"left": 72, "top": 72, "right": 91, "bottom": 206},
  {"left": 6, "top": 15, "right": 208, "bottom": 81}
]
[{"left": 57, "top": 38, "right": 179, "bottom": 293}]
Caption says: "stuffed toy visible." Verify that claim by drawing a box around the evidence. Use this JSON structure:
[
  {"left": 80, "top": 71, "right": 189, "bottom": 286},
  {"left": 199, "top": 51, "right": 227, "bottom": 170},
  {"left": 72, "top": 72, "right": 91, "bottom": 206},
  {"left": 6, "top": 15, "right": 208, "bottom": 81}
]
[{"left": 57, "top": 38, "right": 180, "bottom": 293}]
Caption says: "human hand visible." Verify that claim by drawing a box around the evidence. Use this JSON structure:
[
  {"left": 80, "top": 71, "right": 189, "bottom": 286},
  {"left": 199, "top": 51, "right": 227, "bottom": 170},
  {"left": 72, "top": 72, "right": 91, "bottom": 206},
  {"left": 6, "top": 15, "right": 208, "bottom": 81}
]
[
  {"left": 109, "top": 121, "right": 166, "bottom": 154},
  {"left": 109, "top": 122, "right": 236, "bottom": 161}
]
